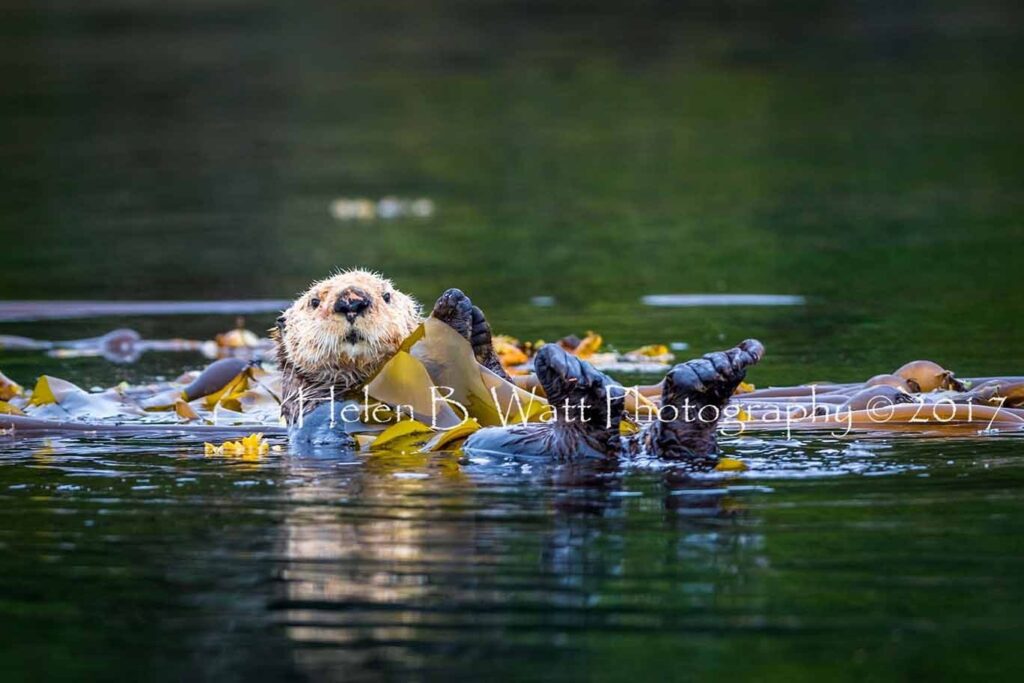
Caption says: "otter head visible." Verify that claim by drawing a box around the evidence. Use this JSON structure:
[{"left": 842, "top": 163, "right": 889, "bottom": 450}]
[{"left": 277, "top": 269, "right": 421, "bottom": 383}]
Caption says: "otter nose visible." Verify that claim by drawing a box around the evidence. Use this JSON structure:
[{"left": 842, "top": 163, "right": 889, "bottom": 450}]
[{"left": 334, "top": 287, "right": 371, "bottom": 321}]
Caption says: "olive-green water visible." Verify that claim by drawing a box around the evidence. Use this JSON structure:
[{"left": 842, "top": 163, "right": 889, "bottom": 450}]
[{"left": 1, "top": 1, "right": 1023, "bottom": 680}]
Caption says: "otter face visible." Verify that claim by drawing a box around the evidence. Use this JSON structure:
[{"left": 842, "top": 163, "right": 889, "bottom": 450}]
[{"left": 279, "top": 270, "right": 421, "bottom": 381}]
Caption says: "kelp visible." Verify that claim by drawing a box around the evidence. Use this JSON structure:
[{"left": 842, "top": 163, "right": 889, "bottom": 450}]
[
  {"left": 0, "top": 358, "right": 278, "bottom": 431},
  {"left": 204, "top": 432, "right": 273, "bottom": 459},
  {"left": 964, "top": 380, "right": 1024, "bottom": 409},
  {"left": 411, "top": 318, "right": 547, "bottom": 426},
  {"left": 0, "top": 371, "right": 23, "bottom": 401},
  {"left": 3, "top": 329, "right": 206, "bottom": 363},
  {"left": 714, "top": 457, "right": 748, "bottom": 472},
  {"left": 497, "top": 330, "right": 679, "bottom": 375},
  {"left": 200, "top": 369, "right": 250, "bottom": 411},
  {"left": 366, "top": 348, "right": 465, "bottom": 429},
  {"left": 731, "top": 403, "right": 1024, "bottom": 434},
  {"left": 622, "top": 344, "right": 674, "bottom": 363},
  {"left": 215, "top": 322, "right": 262, "bottom": 350},
  {"left": 422, "top": 418, "right": 481, "bottom": 451},
  {"left": 728, "top": 371, "right": 1024, "bottom": 433},
  {"left": 355, "top": 416, "right": 480, "bottom": 453},
  {"left": 26, "top": 375, "right": 139, "bottom": 420},
  {"left": 367, "top": 319, "right": 549, "bottom": 431},
  {"left": 894, "top": 360, "right": 965, "bottom": 392},
  {"left": 569, "top": 332, "right": 604, "bottom": 359},
  {"left": 1, "top": 324, "right": 271, "bottom": 363},
  {"left": 174, "top": 399, "right": 200, "bottom": 421},
  {"left": 3, "top": 327, "right": 1024, "bottom": 449},
  {"left": 369, "top": 419, "right": 435, "bottom": 451},
  {"left": 0, "top": 401, "right": 24, "bottom": 416},
  {"left": 2, "top": 322, "right": 681, "bottom": 374},
  {"left": 492, "top": 335, "right": 529, "bottom": 368},
  {"left": 183, "top": 358, "right": 250, "bottom": 401}
]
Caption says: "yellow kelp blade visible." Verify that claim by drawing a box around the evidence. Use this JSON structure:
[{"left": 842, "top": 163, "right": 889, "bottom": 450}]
[
  {"left": 238, "top": 432, "right": 270, "bottom": 453},
  {"left": 715, "top": 457, "right": 748, "bottom": 472},
  {"left": 174, "top": 399, "right": 199, "bottom": 421},
  {"left": 734, "top": 381, "right": 756, "bottom": 395},
  {"left": 25, "top": 375, "right": 131, "bottom": 419},
  {"left": 183, "top": 358, "right": 249, "bottom": 401},
  {"left": 619, "top": 418, "right": 639, "bottom": 436},
  {"left": 27, "top": 375, "right": 59, "bottom": 406},
  {"left": 573, "top": 332, "right": 603, "bottom": 358},
  {"left": 479, "top": 366, "right": 549, "bottom": 425},
  {"left": 410, "top": 318, "right": 550, "bottom": 427},
  {"left": 0, "top": 371, "right": 23, "bottom": 401},
  {"left": 0, "top": 401, "right": 25, "bottom": 416},
  {"left": 370, "top": 419, "right": 434, "bottom": 451},
  {"left": 367, "top": 320, "right": 548, "bottom": 428},
  {"left": 623, "top": 344, "right": 674, "bottom": 363},
  {"left": 409, "top": 318, "right": 503, "bottom": 425},
  {"left": 422, "top": 417, "right": 481, "bottom": 452},
  {"left": 204, "top": 432, "right": 270, "bottom": 459},
  {"left": 493, "top": 335, "right": 529, "bottom": 368},
  {"left": 206, "top": 373, "right": 248, "bottom": 411},
  {"left": 146, "top": 366, "right": 262, "bottom": 414},
  {"left": 140, "top": 388, "right": 187, "bottom": 411},
  {"left": 365, "top": 350, "right": 463, "bottom": 429}
]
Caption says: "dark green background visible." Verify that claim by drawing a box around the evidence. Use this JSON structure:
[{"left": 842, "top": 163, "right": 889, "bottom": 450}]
[{"left": 1, "top": 1, "right": 1023, "bottom": 680}]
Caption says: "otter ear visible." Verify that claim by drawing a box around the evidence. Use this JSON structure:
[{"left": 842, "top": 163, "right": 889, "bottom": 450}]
[{"left": 276, "top": 314, "right": 287, "bottom": 334}]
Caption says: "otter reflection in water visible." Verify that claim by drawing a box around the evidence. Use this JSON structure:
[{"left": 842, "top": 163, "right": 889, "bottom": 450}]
[{"left": 273, "top": 450, "right": 761, "bottom": 679}]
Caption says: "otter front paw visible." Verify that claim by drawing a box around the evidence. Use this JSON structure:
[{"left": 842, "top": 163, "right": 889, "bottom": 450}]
[
  {"left": 469, "top": 305, "right": 494, "bottom": 354},
  {"left": 469, "top": 304, "right": 511, "bottom": 380},
  {"left": 431, "top": 289, "right": 511, "bottom": 380},
  {"left": 431, "top": 288, "right": 474, "bottom": 340}
]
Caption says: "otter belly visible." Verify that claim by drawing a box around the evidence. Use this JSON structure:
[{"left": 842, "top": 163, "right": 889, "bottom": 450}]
[
  {"left": 463, "top": 423, "right": 609, "bottom": 460},
  {"left": 288, "top": 403, "right": 357, "bottom": 450}
]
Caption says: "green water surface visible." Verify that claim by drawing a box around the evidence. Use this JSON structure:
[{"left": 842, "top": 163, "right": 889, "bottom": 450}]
[{"left": 1, "top": 1, "right": 1023, "bottom": 680}]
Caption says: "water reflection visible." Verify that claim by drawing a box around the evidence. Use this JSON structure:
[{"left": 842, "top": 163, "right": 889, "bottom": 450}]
[
  {"left": 271, "top": 450, "right": 771, "bottom": 677},
  {"left": 2, "top": 427, "right": 1023, "bottom": 679}
]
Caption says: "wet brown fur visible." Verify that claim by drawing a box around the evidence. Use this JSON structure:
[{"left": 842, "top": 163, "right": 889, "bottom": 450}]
[{"left": 274, "top": 270, "right": 421, "bottom": 423}]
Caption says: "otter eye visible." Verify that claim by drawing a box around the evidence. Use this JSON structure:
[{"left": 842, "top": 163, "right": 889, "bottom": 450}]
[
  {"left": 310, "top": 297, "right": 321, "bottom": 309},
  {"left": 383, "top": 292, "right": 392, "bottom": 303}
]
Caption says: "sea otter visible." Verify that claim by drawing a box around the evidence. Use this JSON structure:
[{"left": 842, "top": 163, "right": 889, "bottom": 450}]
[
  {"left": 274, "top": 270, "right": 763, "bottom": 463},
  {"left": 273, "top": 270, "right": 508, "bottom": 425}
]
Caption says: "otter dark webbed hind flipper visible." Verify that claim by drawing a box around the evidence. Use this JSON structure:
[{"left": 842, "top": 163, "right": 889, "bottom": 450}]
[
  {"left": 461, "top": 345, "right": 624, "bottom": 460},
  {"left": 431, "top": 288, "right": 511, "bottom": 380},
  {"left": 534, "top": 344, "right": 626, "bottom": 455},
  {"left": 646, "top": 339, "right": 764, "bottom": 463}
]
